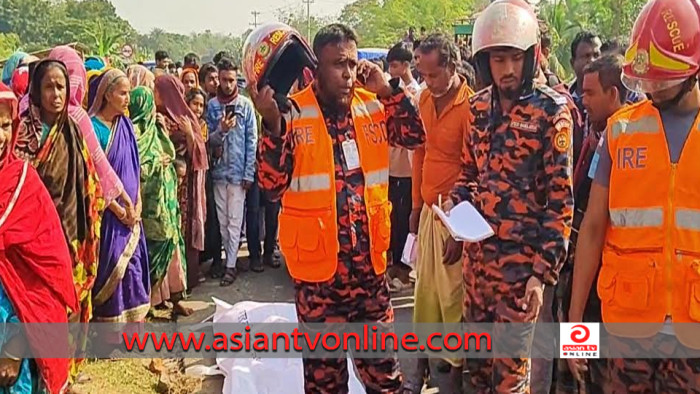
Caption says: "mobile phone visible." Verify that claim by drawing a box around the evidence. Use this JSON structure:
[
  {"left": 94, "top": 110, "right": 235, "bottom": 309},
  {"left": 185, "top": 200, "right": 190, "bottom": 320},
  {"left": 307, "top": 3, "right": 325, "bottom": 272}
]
[{"left": 225, "top": 104, "right": 237, "bottom": 119}]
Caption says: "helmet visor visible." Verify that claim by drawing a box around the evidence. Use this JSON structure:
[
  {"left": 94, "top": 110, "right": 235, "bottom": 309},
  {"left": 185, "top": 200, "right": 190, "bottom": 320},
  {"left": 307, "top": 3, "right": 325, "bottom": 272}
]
[{"left": 622, "top": 74, "right": 687, "bottom": 94}]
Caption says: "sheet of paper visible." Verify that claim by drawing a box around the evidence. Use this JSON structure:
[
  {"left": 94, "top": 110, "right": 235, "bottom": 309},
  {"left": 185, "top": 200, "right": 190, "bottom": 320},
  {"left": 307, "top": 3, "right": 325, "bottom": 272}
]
[
  {"left": 401, "top": 233, "right": 418, "bottom": 269},
  {"left": 432, "top": 201, "right": 495, "bottom": 243}
]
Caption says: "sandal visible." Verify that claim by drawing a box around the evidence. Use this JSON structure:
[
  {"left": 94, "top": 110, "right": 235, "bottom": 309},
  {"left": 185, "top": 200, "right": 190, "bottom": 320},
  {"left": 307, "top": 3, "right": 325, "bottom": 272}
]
[{"left": 220, "top": 267, "right": 237, "bottom": 287}]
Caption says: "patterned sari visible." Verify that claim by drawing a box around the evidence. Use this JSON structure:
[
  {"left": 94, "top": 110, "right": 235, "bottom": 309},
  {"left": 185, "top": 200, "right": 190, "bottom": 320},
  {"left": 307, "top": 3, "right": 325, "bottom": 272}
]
[
  {"left": 0, "top": 84, "right": 78, "bottom": 394},
  {"left": 14, "top": 60, "right": 102, "bottom": 380},
  {"left": 88, "top": 70, "right": 151, "bottom": 322},
  {"left": 129, "top": 87, "right": 187, "bottom": 302}
]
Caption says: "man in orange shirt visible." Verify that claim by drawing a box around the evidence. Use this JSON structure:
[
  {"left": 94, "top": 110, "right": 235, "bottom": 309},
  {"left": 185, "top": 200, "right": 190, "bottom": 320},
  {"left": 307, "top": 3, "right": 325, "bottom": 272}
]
[{"left": 405, "top": 33, "right": 472, "bottom": 394}]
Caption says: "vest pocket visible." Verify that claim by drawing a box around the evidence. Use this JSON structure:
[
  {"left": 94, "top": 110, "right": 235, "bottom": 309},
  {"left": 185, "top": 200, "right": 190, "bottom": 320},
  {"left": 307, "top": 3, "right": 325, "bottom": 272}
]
[
  {"left": 279, "top": 208, "right": 333, "bottom": 273},
  {"left": 690, "top": 283, "right": 700, "bottom": 322},
  {"left": 600, "top": 250, "right": 657, "bottom": 312},
  {"left": 368, "top": 201, "right": 392, "bottom": 253},
  {"left": 676, "top": 252, "right": 700, "bottom": 322}
]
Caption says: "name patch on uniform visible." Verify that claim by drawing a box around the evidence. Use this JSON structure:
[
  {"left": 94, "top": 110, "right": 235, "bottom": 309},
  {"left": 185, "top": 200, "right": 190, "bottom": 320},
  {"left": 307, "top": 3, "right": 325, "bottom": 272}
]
[
  {"left": 616, "top": 146, "right": 647, "bottom": 169},
  {"left": 510, "top": 121, "right": 538, "bottom": 133}
]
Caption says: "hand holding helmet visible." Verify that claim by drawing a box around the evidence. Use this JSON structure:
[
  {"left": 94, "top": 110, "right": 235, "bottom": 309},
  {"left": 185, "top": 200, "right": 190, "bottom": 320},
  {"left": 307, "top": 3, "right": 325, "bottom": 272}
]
[
  {"left": 249, "top": 83, "right": 282, "bottom": 137},
  {"left": 242, "top": 22, "right": 317, "bottom": 119}
]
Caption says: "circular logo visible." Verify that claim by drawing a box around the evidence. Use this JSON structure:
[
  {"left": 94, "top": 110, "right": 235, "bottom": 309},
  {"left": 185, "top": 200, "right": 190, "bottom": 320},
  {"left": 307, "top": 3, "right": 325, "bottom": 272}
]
[
  {"left": 554, "top": 130, "right": 571, "bottom": 153},
  {"left": 632, "top": 49, "right": 650, "bottom": 75},
  {"left": 257, "top": 42, "right": 271, "bottom": 59},
  {"left": 570, "top": 324, "right": 590, "bottom": 344}
]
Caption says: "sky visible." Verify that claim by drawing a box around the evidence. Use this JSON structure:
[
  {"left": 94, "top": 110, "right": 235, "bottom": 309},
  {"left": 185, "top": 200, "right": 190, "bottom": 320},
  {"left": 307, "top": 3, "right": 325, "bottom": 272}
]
[{"left": 110, "top": 0, "right": 356, "bottom": 36}]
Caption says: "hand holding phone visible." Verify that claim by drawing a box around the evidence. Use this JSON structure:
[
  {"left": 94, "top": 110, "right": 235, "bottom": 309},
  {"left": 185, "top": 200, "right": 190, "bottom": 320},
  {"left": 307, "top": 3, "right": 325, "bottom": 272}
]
[{"left": 219, "top": 108, "right": 236, "bottom": 132}]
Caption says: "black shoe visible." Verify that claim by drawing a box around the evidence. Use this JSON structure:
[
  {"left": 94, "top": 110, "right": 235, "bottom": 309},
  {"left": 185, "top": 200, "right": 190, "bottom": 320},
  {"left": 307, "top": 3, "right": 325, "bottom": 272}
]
[
  {"left": 264, "top": 253, "right": 281, "bottom": 268},
  {"left": 250, "top": 257, "right": 264, "bottom": 273}
]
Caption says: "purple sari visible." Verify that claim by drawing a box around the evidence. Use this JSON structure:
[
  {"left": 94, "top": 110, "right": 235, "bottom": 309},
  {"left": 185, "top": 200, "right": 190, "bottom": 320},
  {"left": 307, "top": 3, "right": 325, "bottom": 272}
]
[{"left": 92, "top": 115, "right": 151, "bottom": 322}]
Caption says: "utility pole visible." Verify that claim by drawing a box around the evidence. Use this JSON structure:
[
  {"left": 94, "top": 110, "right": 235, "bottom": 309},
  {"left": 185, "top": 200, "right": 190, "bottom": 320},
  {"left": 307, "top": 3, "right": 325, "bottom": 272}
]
[
  {"left": 302, "top": 0, "right": 314, "bottom": 40},
  {"left": 250, "top": 10, "right": 261, "bottom": 28}
]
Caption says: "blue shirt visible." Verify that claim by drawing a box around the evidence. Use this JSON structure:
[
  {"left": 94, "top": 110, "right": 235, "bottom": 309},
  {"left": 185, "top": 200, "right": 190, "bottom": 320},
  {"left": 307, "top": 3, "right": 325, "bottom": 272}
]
[
  {"left": 90, "top": 117, "right": 111, "bottom": 151},
  {"left": 206, "top": 96, "right": 258, "bottom": 184}
]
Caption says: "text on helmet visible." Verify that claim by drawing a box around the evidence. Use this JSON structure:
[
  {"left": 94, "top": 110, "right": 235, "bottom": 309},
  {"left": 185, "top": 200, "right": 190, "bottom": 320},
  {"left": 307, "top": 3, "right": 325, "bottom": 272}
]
[{"left": 661, "top": 8, "right": 686, "bottom": 53}]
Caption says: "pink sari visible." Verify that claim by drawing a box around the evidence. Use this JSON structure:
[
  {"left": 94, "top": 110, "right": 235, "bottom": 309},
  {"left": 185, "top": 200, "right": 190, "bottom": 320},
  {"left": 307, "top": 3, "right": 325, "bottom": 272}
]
[{"left": 18, "top": 46, "right": 124, "bottom": 203}]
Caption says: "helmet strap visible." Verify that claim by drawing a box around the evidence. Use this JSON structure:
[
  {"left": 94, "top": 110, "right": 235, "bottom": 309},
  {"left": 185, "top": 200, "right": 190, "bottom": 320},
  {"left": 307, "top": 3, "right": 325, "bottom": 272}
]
[{"left": 652, "top": 75, "right": 698, "bottom": 111}]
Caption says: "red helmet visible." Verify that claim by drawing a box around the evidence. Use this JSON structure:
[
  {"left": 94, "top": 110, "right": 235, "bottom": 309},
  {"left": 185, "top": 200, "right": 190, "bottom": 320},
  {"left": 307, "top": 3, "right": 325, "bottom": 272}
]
[
  {"left": 622, "top": 0, "right": 700, "bottom": 93},
  {"left": 472, "top": 0, "right": 540, "bottom": 93},
  {"left": 242, "top": 22, "right": 317, "bottom": 96}
]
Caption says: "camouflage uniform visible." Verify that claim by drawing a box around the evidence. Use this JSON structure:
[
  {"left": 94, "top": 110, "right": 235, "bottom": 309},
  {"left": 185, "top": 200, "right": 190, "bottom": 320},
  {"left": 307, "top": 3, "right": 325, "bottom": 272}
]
[
  {"left": 258, "top": 83, "right": 425, "bottom": 393},
  {"left": 606, "top": 335, "right": 700, "bottom": 393},
  {"left": 450, "top": 84, "right": 574, "bottom": 393}
]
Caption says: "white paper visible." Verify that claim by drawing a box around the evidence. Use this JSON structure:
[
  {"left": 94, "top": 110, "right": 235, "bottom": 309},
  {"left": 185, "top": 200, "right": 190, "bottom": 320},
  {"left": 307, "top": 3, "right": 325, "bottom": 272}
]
[
  {"left": 213, "top": 298, "right": 366, "bottom": 394},
  {"left": 401, "top": 233, "right": 418, "bottom": 269},
  {"left": 432, "top": 201, "right": 495, "bottom": 243}
]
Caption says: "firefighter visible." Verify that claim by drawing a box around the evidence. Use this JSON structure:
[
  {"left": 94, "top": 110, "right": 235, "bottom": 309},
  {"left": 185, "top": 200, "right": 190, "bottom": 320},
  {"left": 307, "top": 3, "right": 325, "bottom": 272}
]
[
  {"left": 245, "top": 23, "right": 426, "bottom": 392},
  {"left": 569, "top": 0, "right": 700, "bottom": 391},
  {"left": 444, "top": 0, "right": 574, "bottom": 391}
]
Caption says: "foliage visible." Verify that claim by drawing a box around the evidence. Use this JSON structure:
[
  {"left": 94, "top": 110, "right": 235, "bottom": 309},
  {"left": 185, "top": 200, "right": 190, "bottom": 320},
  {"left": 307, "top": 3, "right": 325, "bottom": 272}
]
[
  {"left": 85, "top": 21, "right": 122, "bottom": 57},
  {"left": 0, "top": 0, "right": 243, "bottom": 65},
  {"left": 0, "top": 33, "right": 21, "bottom": 59},
  {"left": 538, "top": 0, "right": 648, "bottom": 79},
  {"left": 0, "top": 0, "right": 656, "bottom": 80},
  {"left": 338, "top": 0, "right": 475, "bottom": 47},
  {"left": 135, "top": 29, "right": 244, "bottom": 66}
]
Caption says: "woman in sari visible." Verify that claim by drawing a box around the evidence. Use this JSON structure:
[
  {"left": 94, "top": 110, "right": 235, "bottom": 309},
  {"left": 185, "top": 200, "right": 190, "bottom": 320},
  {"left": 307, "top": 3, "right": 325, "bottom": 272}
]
[
  {"left": 130, "top": 86, "right": 192, "bottom": 316},
  {"left": 127, "top": 65, "right": 155, "bottom": 90},
  {"left": 14, "top": 60, "right": 102, "bottom": 379},
  {"left": 180, "top": 68, "right": 199, "bottom": 92},
  {"left": 88, "top": 69, "right": 151, "bottom": 322},
  {"left": 0, "top": 83, "right": 78, "bottom": 394},
  {"left": 154, "top": 75, "right": 208, "bottom": 290},
  {"left": 47, "top": 46, "right": 133, "bottom": 215}
]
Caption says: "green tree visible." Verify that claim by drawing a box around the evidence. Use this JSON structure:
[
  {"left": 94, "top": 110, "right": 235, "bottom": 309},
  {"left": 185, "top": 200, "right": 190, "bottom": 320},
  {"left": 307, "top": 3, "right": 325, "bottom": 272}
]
[
  {"left": 538, "top": 0, "right": 648, "bottom": 79},
  {"left": 338, "top": 0, "right": 475, "bottom": 47},
  {"left": 0, "top": 32, "right": 21, "bottom": 58}
]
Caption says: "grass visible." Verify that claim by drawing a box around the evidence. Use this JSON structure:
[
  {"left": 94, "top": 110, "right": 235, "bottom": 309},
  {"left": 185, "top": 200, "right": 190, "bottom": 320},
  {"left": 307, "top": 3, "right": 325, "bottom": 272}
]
[{"left": 70, "top": 359, "right": 159, "bottom": 394}]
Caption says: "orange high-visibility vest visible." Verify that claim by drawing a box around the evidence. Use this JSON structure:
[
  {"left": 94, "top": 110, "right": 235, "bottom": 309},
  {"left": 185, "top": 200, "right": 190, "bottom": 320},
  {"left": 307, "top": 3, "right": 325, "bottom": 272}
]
[
  {"left": 599, "top": 100, "right": 700, "bottom": 349},
  {"left": 278, "top": 85, "right": 392, "bottom": 283}
]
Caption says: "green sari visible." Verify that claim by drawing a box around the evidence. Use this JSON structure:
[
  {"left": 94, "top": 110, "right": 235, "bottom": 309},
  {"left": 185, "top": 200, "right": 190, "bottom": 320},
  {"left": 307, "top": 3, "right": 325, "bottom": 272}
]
[{"left": 128, "top": 86, "right": 186, "bottom": 286}]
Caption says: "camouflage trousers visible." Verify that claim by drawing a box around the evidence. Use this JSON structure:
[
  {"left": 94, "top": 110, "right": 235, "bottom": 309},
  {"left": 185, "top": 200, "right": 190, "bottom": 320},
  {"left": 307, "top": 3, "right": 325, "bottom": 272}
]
[
  {"left": 463, "top": 248, "right": 540, "bottom": 393},
  {"left": 604, "top": 334, "right": 700, "bottom": 393},
  {"left": 294, "top": 265, "right": 402, "bottom": 394}
]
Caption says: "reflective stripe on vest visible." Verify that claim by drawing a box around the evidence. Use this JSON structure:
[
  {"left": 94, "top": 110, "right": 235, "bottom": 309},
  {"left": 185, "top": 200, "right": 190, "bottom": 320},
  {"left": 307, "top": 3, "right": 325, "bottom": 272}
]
[
  {"left": 675, "top": 208, "right": 700, "bottom": 231},
  {"left": 353, "top": 100, "right": 382, "bottom": 118},
  {"left": 610, "top": 115, "right": 660, "bottom": 140},
  {"left": 365, "top": 169, "right": 389, "bottom": 187},
  {"left": 609, "top": 207, "right": 663, "bottom": 228},
  {"left": 289, "top": 174, "right": 332, "bottom": 192}
]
